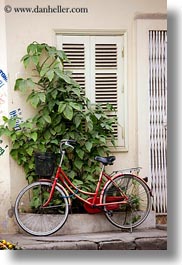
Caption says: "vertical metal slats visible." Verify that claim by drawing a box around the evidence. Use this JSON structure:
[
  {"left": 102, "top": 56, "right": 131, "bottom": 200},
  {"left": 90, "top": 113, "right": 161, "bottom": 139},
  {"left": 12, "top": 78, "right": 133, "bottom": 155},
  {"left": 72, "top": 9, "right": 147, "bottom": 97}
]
[{"left": 149, "top": 30, "right": 167, "bottom": 213}]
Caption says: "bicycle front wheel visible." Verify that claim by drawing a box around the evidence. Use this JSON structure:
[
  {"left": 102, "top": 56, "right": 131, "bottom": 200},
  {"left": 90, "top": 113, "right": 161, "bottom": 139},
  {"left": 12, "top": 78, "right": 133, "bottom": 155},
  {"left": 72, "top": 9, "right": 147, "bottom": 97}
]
[
  {"left": 102, "top": 174, "right": 151, "bottom": 229},
  {"left": 14, "top": 181, "right": 69, "bottom": 236}
]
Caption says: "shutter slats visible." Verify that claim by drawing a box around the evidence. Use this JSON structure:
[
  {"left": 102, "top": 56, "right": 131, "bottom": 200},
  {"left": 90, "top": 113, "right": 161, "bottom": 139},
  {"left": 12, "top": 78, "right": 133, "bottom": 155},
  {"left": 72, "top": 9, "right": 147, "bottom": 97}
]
[
  {"left": 95, "top": 43, "right": 117, "bottom": 69},
  {"left": 62, "top": 42, "right": 86, "bottom": 91},
  {"left": 63, "top": 43, "right": 85, "bottom": 69},
  {"left": 71, "top": 73, "right": 85, "bottom": 91}
]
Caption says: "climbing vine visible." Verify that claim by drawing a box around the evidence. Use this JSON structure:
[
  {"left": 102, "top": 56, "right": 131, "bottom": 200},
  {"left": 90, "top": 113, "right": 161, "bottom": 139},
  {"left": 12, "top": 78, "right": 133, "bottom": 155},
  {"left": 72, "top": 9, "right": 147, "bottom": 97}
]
[{"left": 0, "top": 42, "right": 116, "bottom": 194}]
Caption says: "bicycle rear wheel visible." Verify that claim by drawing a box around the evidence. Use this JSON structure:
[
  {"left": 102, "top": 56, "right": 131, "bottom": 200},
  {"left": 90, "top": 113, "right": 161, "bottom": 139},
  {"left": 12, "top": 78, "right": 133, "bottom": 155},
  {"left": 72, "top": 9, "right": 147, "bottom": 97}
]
[
  {"left": 102, "top": 174, "right": 151, "bottom": 229},
  {"left": 14, "top": 181, "right": 69, "bottom": 236}
]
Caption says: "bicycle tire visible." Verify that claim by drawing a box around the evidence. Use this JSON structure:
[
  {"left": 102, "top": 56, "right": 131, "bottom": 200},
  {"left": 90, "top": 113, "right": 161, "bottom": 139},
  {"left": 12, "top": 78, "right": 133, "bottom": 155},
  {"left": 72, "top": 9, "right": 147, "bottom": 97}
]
[
  {"left": 102, "top": 174, "right": 151, "bottom": 229},
  {"left": 14, "top": 181, "right": 69, "bottom": 236}
]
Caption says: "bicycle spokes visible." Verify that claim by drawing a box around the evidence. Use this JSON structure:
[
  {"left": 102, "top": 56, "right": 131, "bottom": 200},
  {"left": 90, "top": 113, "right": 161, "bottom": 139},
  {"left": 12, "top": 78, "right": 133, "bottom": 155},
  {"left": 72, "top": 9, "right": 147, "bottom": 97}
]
[
  {"left": 15, "top": 182, "right": 69, "bottom": 236},
  {"left": 102, "top": 174, "right": 151, "bottom": 229}
]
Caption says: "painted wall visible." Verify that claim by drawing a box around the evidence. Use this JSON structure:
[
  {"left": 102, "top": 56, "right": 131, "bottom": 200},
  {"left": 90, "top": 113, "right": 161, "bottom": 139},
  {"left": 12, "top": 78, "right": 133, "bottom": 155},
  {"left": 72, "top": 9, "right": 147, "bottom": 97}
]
[
  {"left": 1, "top": 0, "right": 166, "bottom": 232},
  {"left": 0, "top": 0, "right": 16, "bottom": 233}
]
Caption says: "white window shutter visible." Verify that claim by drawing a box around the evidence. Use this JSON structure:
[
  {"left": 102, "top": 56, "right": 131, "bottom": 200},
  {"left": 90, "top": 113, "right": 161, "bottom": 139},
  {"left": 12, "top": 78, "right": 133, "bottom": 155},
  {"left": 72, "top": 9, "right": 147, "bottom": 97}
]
[
  {"left": 90, "top": 36, "right": 125, "bottom": 147},
  {"left": 56, "top": 35, "right": 125, "bottom": 148}
]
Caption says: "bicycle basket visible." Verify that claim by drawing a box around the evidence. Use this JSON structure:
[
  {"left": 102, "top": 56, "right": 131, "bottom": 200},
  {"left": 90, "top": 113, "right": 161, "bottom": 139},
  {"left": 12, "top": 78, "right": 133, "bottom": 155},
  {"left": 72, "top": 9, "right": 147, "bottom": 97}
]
[{"left": 34, "top": 152, "right": 55, "bottom": 177}]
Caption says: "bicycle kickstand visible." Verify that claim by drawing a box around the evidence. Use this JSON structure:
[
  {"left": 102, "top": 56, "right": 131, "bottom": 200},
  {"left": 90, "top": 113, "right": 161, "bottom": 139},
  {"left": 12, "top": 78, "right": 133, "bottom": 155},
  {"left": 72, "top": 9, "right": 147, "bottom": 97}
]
[
  {"left": 130, "top": 223, "right": 133, "bottom": 233},
  {"left": 130, "top": 211, "right": 133, "bottom": 233}
]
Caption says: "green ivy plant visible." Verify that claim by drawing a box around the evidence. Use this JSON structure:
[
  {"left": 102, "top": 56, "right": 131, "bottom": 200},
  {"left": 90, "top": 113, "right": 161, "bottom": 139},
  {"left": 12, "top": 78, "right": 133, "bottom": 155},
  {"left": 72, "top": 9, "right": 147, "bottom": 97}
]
[{"left": 0, "top": 42, "right": 116, "bottom": 195}]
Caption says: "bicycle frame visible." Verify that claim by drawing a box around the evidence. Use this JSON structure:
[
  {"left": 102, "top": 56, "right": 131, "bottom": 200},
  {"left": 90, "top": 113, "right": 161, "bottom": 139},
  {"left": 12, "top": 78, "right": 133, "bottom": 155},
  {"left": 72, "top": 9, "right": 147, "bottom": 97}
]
[
  {"left": 40, "top": 142, "right": 152, "bottom": 212},
  {"left": 42, "top": 164, "right": 128, "bottom": 211}
]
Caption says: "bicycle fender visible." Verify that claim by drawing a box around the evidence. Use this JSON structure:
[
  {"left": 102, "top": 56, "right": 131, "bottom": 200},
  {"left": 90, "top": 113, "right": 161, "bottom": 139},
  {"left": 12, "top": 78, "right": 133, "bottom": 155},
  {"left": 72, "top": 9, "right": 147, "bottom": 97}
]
[{"left": 38, "top": 179, "right": 72, "bottom": 206}]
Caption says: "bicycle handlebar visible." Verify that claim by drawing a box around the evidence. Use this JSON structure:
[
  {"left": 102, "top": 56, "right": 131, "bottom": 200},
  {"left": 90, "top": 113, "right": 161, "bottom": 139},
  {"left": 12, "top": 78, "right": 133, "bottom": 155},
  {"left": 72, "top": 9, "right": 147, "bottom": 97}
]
[{"left": 60, "top": 139, "right": 77, "bottom": 151}]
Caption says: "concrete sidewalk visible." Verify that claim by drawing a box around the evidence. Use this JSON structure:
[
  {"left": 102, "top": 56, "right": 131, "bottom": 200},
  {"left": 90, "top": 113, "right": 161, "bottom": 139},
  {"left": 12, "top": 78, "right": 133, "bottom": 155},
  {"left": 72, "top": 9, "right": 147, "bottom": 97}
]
[{"left": 0, "top": 227, "right": 167, "bottom": 250}]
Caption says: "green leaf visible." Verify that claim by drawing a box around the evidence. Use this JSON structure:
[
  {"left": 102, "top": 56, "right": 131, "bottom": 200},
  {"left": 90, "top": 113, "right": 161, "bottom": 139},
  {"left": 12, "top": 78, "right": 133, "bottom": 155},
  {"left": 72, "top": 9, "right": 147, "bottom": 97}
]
[
  {"left": 95, "top": 113, "right": 102, "bottom": 120},
  {"left": 31, "top": 197, "right": 41, "bottom": 208},
  {"left": 10, "top": 149, "right": 19, "bottom": 161},
  {"left": 21, "top": 55, "right": 31, "bottom": 68},
  {"left": 14, "top": 78, "right": 35, "bottom": 93},
  {"left": 51, "top": 90, "right": 58, "bottom": 99},
  {"left": 48, "top": 100, "right": 55, "bottom": 111},
  {"left": 54, "top": 69, "right": 64, "bottom": 78},
  {"left": 54, "top": 69, "right": 72, "bottom": 84},
  {"left": 11, "top": 133, "right": 17, "bottom": 141},
  {"left": 20, "top": 121, "right": 33, "bottom": 129},
  {"left": 31, "top": 55, "right": 39, "bottom": 66},
  {"left": 46, "top": 69, "right": 54, "bottom": 82},
  {"left": 14, "top": 78, "right": 26, "bottom": 92},
  {"left": 76, "top": 149, "right": 84, "bottom": 160},
  {"left": 8, "top": 118, "right": 17, "bottom": 129},
  {"left": 44, "top": 130, "right": 51, "bottom": 140},
  {"left": 30, "top": 132, "right": 37, "bottom": 142},
  {"left": 85, "top": 142, "right": 92, "bottom": 152},
  {"left": 26, "top": 147, "right": 34, "bottom": 156},
  {"left": 50, "top": 128, "right": 56, "bottom": 136},
  {"left": 50, "top": 139, "right": 59, "bottom": 144},
  {"left": 0, "top": 127, "right": 11, "bottom": 137},
  {"left": 73, "top": 179, "right": 83, "bottom": 186},
  {"left": 43, "top": 114, "right": 51, "bottom": 123},
  {"left": 45, "top": 46, "right": 56, "bottom": 56},
  {"left": 63, "top": 104, "right": 73, "bottom": 120},
  {"left": 29, "top": 95, "right": 40, "bottom": 108},
  {"left": 38, "top": 92, "right": 46, "bottom": 103},
  {"left": 26, "top": 78, "right": 35, "bottom": 89},
  {"left": 74, "top": 115, "right": 82, "bottom": 128},
  {"left": 58, "top": 102, "right": 66, "bottom": 113},
  {"left": 56, "top": 50, "right": 68, "bottom": 61},
  {"left": 54, "top": 125, "right": 62, "bottom": 133},
  {"left": 27, "top": 43, "right": 38, "bottom": 54},
  {"left": 98, "top": 136, "right": 106, "bottom": 144},
  {"left": 89, "top": 121, "right": 94, "bottom": 132},
  {"left": 69, "top": 102, "right": 83, "bottom": 111},
  {"left": 68, "top": 170, "right": 76, "bottom": 180},
  {"left": 40, "top": 64, "right": 49, "bottom": 77},
  {"left": 2, "top": 116, "right": 9, "bottom": 122},
  {"left": 71, "top": 87, "right": 81, "bottom": 97},
  {"left": 74, "top": 158, "right": 83, "bottom": 170},
  {"left": 27, "top": 175, "right": 34, "bottom": 183},
  {"left": 86, "top": 118, "right": 93, "bottom": 132}
]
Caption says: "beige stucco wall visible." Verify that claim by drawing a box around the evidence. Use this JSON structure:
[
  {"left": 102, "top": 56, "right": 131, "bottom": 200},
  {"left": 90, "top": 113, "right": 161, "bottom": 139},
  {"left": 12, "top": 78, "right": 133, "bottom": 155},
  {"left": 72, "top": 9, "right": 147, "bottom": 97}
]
[
  {"left": 1, "top": 0, "right": 166, "bottom": 232},
  {"left": 0, "top": 0, "right": 16, "bottom": 233}
]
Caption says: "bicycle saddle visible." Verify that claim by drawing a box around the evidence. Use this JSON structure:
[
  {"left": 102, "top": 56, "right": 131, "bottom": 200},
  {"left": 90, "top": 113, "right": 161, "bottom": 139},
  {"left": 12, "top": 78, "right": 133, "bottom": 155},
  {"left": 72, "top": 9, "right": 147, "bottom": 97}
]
[{"left": 95, "top": 156, "right": 116, "bottom": 165}]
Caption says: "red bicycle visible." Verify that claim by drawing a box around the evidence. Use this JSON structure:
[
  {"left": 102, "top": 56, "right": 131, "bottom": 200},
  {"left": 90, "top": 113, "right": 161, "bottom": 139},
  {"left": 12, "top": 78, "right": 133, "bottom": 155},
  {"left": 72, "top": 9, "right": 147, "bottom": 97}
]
[{"left": 14, "top": 139, "right": 152, "bottom": 236}]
